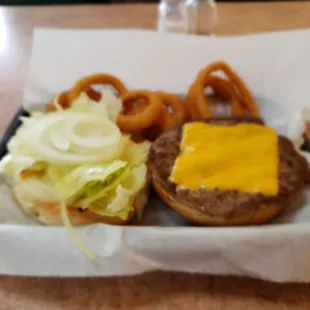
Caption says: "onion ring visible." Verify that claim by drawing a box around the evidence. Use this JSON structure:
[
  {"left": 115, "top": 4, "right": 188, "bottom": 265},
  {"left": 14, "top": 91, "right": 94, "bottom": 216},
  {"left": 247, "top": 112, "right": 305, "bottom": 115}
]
[
  {"left": 195, "top": 75, "right": 245, "bottom": 117},
  {"left": 118, "top": 97, "right": 148, "bottom": 141},
  {"left": 145, "top": 125, "right": 162, "bottom": 141},
  {"left": 68, "top": 73, "right": 128, "bottom": 103},
  {"left": 186, "top": 83, "right": 202, "bottom": 119},
  {"left": 122, "top": 98, "right": 149, "bottom": 115},
  {"left": 117, "top": 90, "right": 163, "bottom": 132},
  {"left": 46, "top": 90, "right": 70, "bottom": 112},
  {"left": 130, "top": 131, "right": 146, "bottom": 143},
  {"left": 46, "top": 87, "right": 101, "bottom": 112},
  {"left": 116, "top": 97, "right": 147, "bottom": 142},
  {"left": 209, "top": 77, "right": 244, "bottom": 116},
  {"left": 86, "top": 88, "right": 101, "bottom": 101},
  {"left": 156, "top": 91, "right": 189, "bottom": 131},
  {"left": 197, "top": 61, "right": 260, "bottom": 117}
]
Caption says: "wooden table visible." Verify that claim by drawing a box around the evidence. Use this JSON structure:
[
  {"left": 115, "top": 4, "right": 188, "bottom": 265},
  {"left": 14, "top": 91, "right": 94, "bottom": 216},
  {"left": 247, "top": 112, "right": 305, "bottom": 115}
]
[{"left": 1, "top": 2, "right": 310, "bottom": 309}]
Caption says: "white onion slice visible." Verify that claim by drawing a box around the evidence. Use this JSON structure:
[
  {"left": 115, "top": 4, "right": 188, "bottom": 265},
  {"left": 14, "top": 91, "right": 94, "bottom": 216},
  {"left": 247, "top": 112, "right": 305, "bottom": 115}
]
[
  {"left": 50, "top": 132, "right": 71, "bottom": 151},
  {"left": 64, "top": 117, "right": 119, "bottom": 148},
  {"left": 24, "top": 112, "right": 121, "bottom": 164}
]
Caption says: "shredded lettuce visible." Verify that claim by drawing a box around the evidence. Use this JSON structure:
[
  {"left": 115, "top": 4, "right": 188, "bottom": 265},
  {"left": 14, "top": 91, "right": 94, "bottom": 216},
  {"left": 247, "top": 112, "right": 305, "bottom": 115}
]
[
  {"left": 106, "top": 185, "right": 133, "bottom": 213},
  {"left": 89, "top": 164, "right": 147, "bottom": 217},
  {"left": 54, "top": 161, "right": 127, "bottom": 201},
  {"left": 13, "top": 178, "right": 59, "bottom": 202},
  {"left": 46, "top": 164, "right": 75, "bottom": 183},
  {"left": 90, "top": 203, "right": 133, "bottom": 220},
  {"left": 75, "top": 165, "right": 130, "bottom": 208},
  {"left": 59, "top": 201, "right": 95, "bottom": 261},
  {"left": 120, "top": 137, "right": 150, "bottom": 167}
]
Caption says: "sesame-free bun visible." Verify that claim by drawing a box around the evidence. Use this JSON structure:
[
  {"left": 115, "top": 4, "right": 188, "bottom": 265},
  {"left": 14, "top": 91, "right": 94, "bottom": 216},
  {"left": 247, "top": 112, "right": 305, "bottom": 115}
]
[
  {"left": 12, "top": 178, "right": 150, "bottom": 226},
  {"left": 149, "top": 117, "right": 310, "bottom": 226},
  {"left": 153, "top": 177, "right": 287, "bottom": 226}
]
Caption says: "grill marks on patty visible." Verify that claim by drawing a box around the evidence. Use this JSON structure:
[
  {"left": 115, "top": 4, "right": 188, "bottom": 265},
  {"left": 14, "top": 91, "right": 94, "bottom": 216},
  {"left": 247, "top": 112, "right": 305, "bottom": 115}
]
[{"left": 148, "top": 117, "right": 310, "bottom": 218}]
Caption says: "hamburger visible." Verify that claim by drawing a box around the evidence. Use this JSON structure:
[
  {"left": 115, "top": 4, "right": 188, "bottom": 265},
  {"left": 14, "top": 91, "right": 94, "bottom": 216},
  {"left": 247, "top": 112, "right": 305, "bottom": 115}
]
[{"left": 149, "top": 117, "right": 310, "bottom": 226}]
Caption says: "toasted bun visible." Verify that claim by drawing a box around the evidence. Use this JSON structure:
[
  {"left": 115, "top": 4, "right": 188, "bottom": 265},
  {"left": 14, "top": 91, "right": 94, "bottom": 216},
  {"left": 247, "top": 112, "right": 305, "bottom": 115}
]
[
  {"left": 152, "top": 178, "right": 285, "bottom": 226},
  {"left": 13, "top": 177, "right": 150, "bottom": 226},
  {"left": 149, "top": 117, "right": 310, "bottom": 226}
]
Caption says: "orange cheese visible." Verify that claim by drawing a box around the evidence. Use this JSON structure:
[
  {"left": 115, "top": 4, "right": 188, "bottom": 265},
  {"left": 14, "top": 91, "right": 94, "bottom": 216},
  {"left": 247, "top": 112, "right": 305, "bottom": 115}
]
[{"left": 169, "top": 122, "right": 279, "bottom": 195}]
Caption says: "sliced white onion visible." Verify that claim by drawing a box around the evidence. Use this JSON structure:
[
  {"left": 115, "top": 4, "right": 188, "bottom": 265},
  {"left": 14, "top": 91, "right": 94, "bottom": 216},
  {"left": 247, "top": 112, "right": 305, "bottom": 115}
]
[
  {"left": 23, "top": 112, "right": 121, "bottom": 164},
  {"left": 50, "top": 132, "right": 71, "bottom": 151},
  {"left": 64, "top": 117, "right": 120, "bottom": 148}
]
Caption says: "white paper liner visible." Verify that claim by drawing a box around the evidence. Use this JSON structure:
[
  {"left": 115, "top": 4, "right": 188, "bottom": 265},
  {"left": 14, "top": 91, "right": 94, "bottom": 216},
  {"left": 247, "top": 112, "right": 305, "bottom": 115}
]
[{"left": 1, "top": 29, "right": 310, "bottom": 281}]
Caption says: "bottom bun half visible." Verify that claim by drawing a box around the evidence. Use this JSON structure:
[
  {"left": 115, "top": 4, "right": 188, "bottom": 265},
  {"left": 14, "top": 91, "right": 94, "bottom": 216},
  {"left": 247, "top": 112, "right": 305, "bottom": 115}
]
[
  {"left": 13, "top": 177, "right": 151, "bottom": 226},
  {"left": 152, "top": 179, "right": 287, "bottom": 226}
]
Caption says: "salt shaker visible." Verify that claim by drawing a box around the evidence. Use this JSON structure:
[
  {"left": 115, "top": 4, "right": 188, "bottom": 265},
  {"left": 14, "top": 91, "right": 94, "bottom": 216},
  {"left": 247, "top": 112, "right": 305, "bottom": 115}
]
[
  {"left": 158, "top": 0, "right": 217, "bottom": 35},
  {"left": 185, "top": 0, "right": 217, "bottom": 35}
]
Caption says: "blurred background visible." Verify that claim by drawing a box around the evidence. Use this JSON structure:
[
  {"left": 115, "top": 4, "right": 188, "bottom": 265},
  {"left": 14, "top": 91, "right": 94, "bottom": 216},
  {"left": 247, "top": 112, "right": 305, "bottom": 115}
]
[
  {"left": 1, "top": 0, "right": 156, "bottom": 4},
  {"left": 0, "top": 0, "right": 290, "bottom": 4}
]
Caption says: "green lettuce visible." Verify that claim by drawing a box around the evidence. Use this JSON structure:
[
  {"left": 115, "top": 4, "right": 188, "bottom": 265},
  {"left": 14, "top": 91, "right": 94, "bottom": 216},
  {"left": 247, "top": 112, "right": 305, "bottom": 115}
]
[
  {"left": 54, "top": 160, "right": 127, "bottom": 201},
  {"left": 120, "top": 137, "right": 150, "bottom": 166},
  {"left": 88, "top": 164, "right": 147, "bottom": 217}
]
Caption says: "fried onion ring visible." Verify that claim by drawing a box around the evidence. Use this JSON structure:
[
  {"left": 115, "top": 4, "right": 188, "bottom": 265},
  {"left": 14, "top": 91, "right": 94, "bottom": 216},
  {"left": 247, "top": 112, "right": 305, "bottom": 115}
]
[
  {"left": 46, "top": 90, "right": 71, "bottom": 112},
  {"left": 208, "top": 77, "right": 244, "bottom": 116},
  {"left": 195, "top": 75, "right": 244, "bottom": 117},
  {"left": 117, "top": 90, "right": 163, "bottom": 132},
  {"left": 86, "top": 88, "right": 101, "bottom": 101},
  {"left": 122, "top": 98, "right": 149, "bottom": 115},
  {"left": 68, "top": 73, "right": 128, "bottom": 103},
  {"left": 145, "top": 125, "right": 162, "bottom": 141},
  {"left": 156, "top": 91, "right": 189, "bottom": 131},
  {"left": 130, "top": 131, "right": 146, "bottom": 143},
  {"left": 46, "top": 87, "right": 102, "bottom": 112},
  {"left": 197, "top": 61, "right": 260, "bottom": 117},
  {"left": 186, "top": 83, "right": 202, "bottom": 119},
  {"left": 120, "top": 99, "right": 148, "bottom": 142}
]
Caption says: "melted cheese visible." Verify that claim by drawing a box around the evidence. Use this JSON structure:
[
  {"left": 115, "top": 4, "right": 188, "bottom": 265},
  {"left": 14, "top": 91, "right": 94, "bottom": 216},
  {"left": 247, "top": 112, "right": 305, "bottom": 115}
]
[{"left": 169, "top": 122, "right": 279, "bottom": 195}]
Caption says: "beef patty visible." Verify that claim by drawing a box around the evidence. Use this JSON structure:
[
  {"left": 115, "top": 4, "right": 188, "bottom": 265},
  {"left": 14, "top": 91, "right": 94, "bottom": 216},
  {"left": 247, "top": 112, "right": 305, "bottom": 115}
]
[{"left": 148, "top": 117, "right": 310, "bottom": 219}]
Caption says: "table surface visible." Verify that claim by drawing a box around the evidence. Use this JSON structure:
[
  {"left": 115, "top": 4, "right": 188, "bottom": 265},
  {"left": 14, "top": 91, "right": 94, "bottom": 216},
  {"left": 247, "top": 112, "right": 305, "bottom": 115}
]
[{"left": 1, "top": 2, "right": 310, "bottom": 310}]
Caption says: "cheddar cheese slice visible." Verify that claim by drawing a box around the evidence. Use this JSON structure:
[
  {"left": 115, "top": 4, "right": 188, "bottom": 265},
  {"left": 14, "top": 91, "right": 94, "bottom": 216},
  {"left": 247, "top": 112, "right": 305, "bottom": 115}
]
[{"left": 169, "top": 122, "right": 279, "bottom": 195}]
